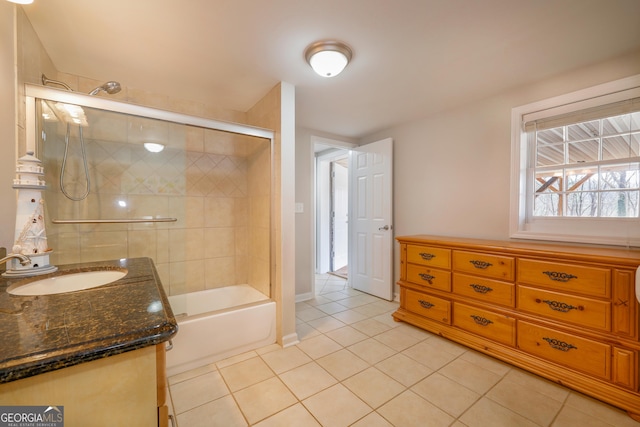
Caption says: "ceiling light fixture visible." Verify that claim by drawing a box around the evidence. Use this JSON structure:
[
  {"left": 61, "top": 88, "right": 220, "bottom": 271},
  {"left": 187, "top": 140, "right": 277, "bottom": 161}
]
[
  {"left": 304, "top": 40, "right": 352, "bottom": 78},
  {"left": 6, "top": 0, "right": 34, "bottom": 4},
  {"left": 144, "top": 142, "right": 165, "bottom": 153}
]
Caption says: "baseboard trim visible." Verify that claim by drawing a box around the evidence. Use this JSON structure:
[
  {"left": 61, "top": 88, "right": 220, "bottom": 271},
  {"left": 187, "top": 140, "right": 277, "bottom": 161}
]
[
  {"left": 281, "top": 332, "right": 300, "bottom": 348},
  {"left": 295, "top": 292, "right": 314, "bottom": 303}
]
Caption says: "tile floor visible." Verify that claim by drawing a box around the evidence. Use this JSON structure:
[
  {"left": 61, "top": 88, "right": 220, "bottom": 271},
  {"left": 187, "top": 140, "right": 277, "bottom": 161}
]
[{"left": 167, "top": 274, "right": 640, "bottom": 426}]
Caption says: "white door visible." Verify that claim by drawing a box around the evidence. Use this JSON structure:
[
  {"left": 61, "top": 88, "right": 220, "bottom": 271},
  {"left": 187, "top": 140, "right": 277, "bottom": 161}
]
[
  {"left": 349, "top": 138, "right": 393, "bottom": 300},
  {"left": 331, "top": 161, "right": 349, "bottom": 271}
]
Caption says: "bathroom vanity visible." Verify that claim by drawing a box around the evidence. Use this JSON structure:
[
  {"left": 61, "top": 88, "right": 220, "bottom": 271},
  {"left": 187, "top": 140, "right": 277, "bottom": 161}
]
[
  {"left": 393, "top": 235, "right": 640, "bottom": 420},
  {"left": 0, "top": 257, "right": 177, "bottom": 426}
]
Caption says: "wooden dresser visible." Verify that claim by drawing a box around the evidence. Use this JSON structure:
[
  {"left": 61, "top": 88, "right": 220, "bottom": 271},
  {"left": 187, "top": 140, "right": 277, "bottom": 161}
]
[{"left": 393, "top": 235, "right": 640, "bottom": 419}]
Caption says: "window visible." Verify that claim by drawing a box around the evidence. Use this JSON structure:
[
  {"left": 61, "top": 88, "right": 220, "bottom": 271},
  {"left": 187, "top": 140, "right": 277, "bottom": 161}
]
[{"left": 510, "top": 74, "right": 640, "bottom": 246}]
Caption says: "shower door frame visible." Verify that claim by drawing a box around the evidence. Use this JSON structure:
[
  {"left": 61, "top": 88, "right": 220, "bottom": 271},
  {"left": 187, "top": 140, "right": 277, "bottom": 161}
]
[{"left": 24, "top": 83, "right": 276, "bottom": 298}]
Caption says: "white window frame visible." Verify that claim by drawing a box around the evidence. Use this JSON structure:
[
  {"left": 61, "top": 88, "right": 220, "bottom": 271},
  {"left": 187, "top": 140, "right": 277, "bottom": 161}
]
[{"left": 510, "top": 74, "right": 640, "bottom": 247}]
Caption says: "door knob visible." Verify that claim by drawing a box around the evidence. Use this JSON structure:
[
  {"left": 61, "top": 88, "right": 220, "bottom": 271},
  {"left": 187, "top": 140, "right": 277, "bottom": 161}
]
[{"left": 378, "top": 225, "right": 390, "bottom": 231}]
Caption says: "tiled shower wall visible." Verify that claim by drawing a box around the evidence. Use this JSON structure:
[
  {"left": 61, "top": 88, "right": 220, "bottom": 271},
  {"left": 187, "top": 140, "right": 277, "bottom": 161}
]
[{"left": 40, "top": 108, "right": 271, "bottom": 297}]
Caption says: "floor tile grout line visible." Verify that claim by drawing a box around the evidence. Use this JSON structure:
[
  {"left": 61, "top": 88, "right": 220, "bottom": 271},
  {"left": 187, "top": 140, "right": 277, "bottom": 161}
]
[
  {"left": 308, "top": 288, "right": 559, "bottom": 426},
  {"left": 444, "top": 351, "right": 519, "bottom": 426},
  {"left": 252, "top": 342, "right": 375, "bottom": 426},
  {"left": 277, "top": 293, "right": 407, "bottom": 424},
  {"left": 169, "top": 276, "right": 639, "bottom": 426}
]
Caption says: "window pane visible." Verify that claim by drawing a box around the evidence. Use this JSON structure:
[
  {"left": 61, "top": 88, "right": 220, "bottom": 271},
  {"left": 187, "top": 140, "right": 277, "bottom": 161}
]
[
  {"left": 602, "top": 112, "right": 640, "bottom": 135},
  {"left": 567, "top": 139, "right": 598, "bottom": 163},
  {"left": 527, "top": 93, "right": 640, "bottom": 221},
  {"left": 537, "top": 127, "right": 563, "bottom": 144},
  {"left": 534, "top": 193, "right": 559, "bottom": 216},
  {"left": 535, "top": 171, "right": 562, "bottom": 193},
  {"left": 603, "top": 113, "right": 631, "bottom": 135},
  {"left": 516, "top": 81, "right": 640, "bottom": 243},
  {"left": 600, "top": 191, "right": 639, "bottom": 217},
  {"left": 633, "top": 112, "right": 640, "bottom": 132},
  {"left": 566, "top": 192, "right": 598, "bottom": 217},
  {"left": 602, "top": 133, "right": 640, "bottom": 160},
  {"left": 536, "top": 144, "right": 564, "bottom": 166},
  {"left": 565, "top": 168, "right": 597, "bottom": 191},
  {"left": 600, "top": 164, "right": 640, "bottom": 190},
  {"left": 567, "top": 120, "right": 599, "bottom": 141}
]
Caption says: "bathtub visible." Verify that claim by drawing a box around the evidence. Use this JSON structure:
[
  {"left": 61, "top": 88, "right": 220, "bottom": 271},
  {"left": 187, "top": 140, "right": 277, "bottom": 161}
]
[{"left": 165, "top": 284, "right": 276, "bottom": 376}]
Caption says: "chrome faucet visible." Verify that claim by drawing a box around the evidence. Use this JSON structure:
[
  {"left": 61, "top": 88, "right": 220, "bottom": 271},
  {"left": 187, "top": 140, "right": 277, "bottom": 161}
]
[{"left": 0, "top": 254, "right": 32, "bottom": 266}]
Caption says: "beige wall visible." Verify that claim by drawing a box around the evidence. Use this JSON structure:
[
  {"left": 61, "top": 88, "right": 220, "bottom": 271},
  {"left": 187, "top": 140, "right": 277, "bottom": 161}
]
[
  {"left": 41, "top": 117, "right": 271, "bottom": 297},
  {"left": 2, "top": 6, "right": 295, "bottom": 344},
  {"left": 0, "top": 3, "right": 16, "bottom": 252},
  {"left": 359, "top": 48, "right": 640, "bottom": 289},
  {"left": 246, "top": 82, "right": 298, "bottom": 346},
  {"left": 293, "top": 48, "right": 640, "bottom": 301},
  {"left": 293, "top": 127, "right": 314, "bottom": 298},
  {"left": 12, "top": 7, "right": 273, "bottom": 298},
  {"left": 294, "top": 128, "right": 357, "bottom": 298},
  {"left": 361, "top": 48, "right": 640, "bottom": 238}
]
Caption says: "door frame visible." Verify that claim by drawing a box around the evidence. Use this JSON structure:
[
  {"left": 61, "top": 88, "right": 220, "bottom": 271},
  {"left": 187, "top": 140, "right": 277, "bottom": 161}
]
[{"left": 311, "top": 136, "right": 356, "bottom": 296}]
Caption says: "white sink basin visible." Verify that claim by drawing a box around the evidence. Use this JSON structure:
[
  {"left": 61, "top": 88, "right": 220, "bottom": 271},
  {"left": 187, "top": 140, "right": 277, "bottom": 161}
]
[{"left": 7, "top": 269, "right": 128, "bottom": 296}]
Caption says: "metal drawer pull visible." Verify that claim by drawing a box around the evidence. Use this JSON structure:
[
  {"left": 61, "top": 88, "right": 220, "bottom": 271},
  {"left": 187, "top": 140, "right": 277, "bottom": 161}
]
[
  {"left": 542, "top": 271, "right": 578, "bottom": 282},
  {"left": 470, "top": 315, "right": 493, "bottom": 326},
  {"left": 419, "top": 252, "right": 435, "bottom": 260},
  {"left": 165, "top": 340, "right": 173, "bottom": 351},
  {"left": 469, "top": 260, "right": 493, "bottom": 269},
  {"left": 543, "top": 337, "right": 577, "bottom": 352},
  {"left": 540, "top": 299, "right": 581, "bottom": 313},
  {"left": 469, "top": 284, "right": 493, "bottom": 294},
  {"left": 418, "top": 300, "right": 434, "bottom": 309},
  {"left": 418, "top": 273, "right": 435, "bottom": 282}
]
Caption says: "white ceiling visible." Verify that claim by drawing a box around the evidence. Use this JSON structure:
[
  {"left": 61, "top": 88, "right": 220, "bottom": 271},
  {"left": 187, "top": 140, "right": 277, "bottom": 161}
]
[{"left": 22, "top": 0, "right": 640, "bottom": 139}]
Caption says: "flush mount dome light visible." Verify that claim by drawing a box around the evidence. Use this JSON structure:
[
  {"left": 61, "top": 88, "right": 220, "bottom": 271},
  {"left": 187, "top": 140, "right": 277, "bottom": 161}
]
[
  {"left": 304, "top": 40, "right": 352, "bottom": 78},
  {"left": 144, "top": 142, "right": 165, "bottom": 153}
]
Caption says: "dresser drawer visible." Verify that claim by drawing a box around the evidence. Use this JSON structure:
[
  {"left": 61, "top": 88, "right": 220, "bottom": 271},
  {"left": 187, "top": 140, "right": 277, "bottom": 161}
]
[
  {"left": 407, "top": 264, "right": 451, "bottom": 291},
  {"left": 517, "top": 321, "right": 610, "bottom": 379},
  {"left": 518, "top": 286, "right": 611, "bottom": 331},
  {"left": 518, "top": 259, "right": 610, "bottom": 298},
  {"left": 453, "top": 302, "right": 515, "bottom": 346},
  {"left": 452, "top": 273, "right": 515, "bottom": 307},
  {"left": 407, "top": 245, "right": 451, "bottom": 269},
  {"left": 403, "top": 288, "right": 451, "bottom": 324},
  {"left": 453, "top": 250, "right": 514, "bottom": 281}
]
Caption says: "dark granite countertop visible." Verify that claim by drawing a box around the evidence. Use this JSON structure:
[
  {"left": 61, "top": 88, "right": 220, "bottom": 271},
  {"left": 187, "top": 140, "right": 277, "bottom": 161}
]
[{"left": 0, "top": 257, "right": 177, "bottom": 384}]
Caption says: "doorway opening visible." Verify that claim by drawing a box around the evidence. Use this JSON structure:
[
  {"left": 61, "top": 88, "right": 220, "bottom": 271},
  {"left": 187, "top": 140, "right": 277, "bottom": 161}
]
[
  {"left": 329, "top": 156, "right": 348, "bottom": 277},
  {"left": 315, "top": 147, "right": 350, "bottom": 276},
  {"left": 312, "top": 136, "right": 394, "bottom": 300},
  {"left": 313, "top": 137, "right": 355, "bottom": 295}
]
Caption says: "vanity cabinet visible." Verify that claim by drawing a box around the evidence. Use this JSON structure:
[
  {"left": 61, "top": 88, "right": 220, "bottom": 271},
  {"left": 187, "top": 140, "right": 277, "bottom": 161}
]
[
  {"left": 394, "top": 235, "right": 640, "bottom": 419},
  {"left": 0, "top": 344, "right": 168, "bottom": 426},
  {"left": 0, "top": 258, "right": 177, "bottom": 426}
]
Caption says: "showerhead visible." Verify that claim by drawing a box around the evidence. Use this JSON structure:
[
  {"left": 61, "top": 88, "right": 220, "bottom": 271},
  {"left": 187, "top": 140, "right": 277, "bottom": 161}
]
[
  {"left": 89, "top": 81, "right": 121, "bottom": 96},
  {"left": 41, "top": 74, "right": 73, "bottom": 91}
]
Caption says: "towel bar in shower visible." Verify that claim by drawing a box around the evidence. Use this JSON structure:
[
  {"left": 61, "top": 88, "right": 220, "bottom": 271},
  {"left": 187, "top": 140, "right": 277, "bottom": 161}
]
[{"left": 51, "top": 217, "right": 177, "bottom": 224}]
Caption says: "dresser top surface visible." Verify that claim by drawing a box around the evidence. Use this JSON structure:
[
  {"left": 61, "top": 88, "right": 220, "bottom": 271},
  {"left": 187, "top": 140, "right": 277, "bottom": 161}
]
[{"left": 397, "top": 235, "right": 640, "bottom": 266}]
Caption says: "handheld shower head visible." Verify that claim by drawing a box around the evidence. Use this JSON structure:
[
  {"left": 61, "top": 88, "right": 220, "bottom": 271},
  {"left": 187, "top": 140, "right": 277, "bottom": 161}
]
[
  {"left": 89, "top": 81, "right": 121, "bottom": 96},
  {"left": 42, "top": 74, "right": 122, "bottom": 96}
]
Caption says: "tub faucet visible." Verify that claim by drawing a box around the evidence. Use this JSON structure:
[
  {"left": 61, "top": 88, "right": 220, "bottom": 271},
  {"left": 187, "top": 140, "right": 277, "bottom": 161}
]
[{"left": 0, "top": 254, "right": 32, "bottom": 266}]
